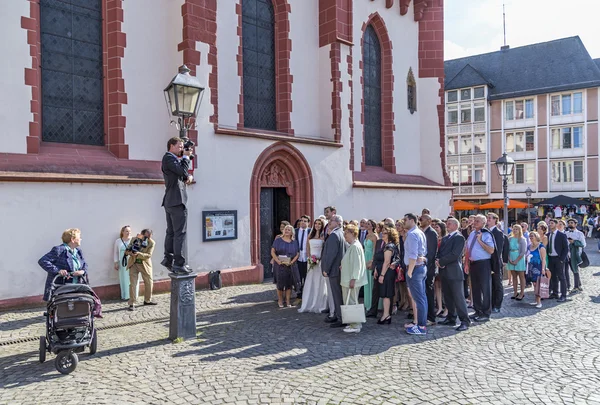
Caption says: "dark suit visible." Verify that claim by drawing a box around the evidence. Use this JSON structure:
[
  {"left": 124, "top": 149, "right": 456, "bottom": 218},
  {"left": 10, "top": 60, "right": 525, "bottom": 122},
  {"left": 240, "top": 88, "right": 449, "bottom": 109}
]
[
  {"left": 321, "top": 227, "right": 348, "bottom": 319},
  {"left": 359, "top": 229, "right": 368, "bottom": 246},
  {"left": 423, "top": 226, "right": 439, "bottom": 322},
  {"left": 547, "top": 230, "right": 569, "bottom": 298},
  {"left": 437, "top": 232, "right": 469, "bottom": 324},
  {"left": 161, "top": 152, "right": 191, "bottom": 267},
  {"left": 38, "top": 244, "right": 89, "bottom": 301},
  {"left": 295, "top": 227, "right": 311, "bottom": 297},
  {"left": 490, "top": 227, "right": 505, "bottom": 310}
]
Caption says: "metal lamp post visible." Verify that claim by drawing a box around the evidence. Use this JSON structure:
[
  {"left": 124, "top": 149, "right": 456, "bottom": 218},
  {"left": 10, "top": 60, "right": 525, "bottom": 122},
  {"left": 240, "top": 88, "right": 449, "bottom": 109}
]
[
  {"left": 163, "top": 65, "right": 205, "bottom": 341},
  {"left": 525, "top": 187, "right": 533, "bottom": 228},
  {"left": 164, "top": 65, "right": 205, "bottom": 142},
  {"left": 494, "top": 152, "right": 515, "bottom": 235}
]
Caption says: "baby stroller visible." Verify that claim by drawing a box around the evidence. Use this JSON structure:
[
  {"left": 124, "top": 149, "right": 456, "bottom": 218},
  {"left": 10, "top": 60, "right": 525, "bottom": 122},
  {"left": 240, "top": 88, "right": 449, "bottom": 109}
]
[{"left": 39, "top": 274, "right": 98, "bottom": 374}]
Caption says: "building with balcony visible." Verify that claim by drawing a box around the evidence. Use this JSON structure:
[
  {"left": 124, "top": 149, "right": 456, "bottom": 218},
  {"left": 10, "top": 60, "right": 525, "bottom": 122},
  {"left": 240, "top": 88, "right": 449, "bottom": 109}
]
[{"left": 444, "top": 37, "right": 600, "bottom": 210}]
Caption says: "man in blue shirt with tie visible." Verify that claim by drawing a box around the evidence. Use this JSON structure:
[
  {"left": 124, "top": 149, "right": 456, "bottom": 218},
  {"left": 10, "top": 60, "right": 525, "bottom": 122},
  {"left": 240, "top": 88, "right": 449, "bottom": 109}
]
[{"left": 466, "top": 214, "right": 495, "bottom": 322}]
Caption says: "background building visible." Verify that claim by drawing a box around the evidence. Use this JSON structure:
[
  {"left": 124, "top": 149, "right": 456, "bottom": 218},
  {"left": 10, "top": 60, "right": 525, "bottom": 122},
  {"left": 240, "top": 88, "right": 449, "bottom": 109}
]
[
  {"left": 0, "top": 0, "right": 451, "bottom": 306},
  {"left": 444, "top": 37, "right": 600, "bottom": 214}
]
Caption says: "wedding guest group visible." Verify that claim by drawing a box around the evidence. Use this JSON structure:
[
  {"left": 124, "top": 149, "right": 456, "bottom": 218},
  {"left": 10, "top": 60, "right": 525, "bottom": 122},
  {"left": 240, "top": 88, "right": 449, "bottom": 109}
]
[{"left": 273, "top": 204, "right": 590, "bottom": 336}]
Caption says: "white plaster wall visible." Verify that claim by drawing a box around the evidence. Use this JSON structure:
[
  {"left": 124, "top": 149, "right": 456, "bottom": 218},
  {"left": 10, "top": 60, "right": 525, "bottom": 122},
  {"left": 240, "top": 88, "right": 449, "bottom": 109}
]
[
  {"left": 352, "top": 1, "right": 422, "bottom": 174},
  {"left": 419, "top": 77, "right": 445, "bottom": 184},
  {"left": 288, "top": 0, "right": 321, "bottom": 138},
  {"left": 216, "top": 0, "right": 241, "bottom": 130},
  {"left": 121, "top": 0, "right": 184, "bottom": 161},
  {"left": 0, "top": 182, "right": 167, "bottom": 300},
  {"left": 0, "top": 1, "right": 30, "bottom": 154},
  {"left": 317, "top": 46, "right": 334, "bottom": 140}
]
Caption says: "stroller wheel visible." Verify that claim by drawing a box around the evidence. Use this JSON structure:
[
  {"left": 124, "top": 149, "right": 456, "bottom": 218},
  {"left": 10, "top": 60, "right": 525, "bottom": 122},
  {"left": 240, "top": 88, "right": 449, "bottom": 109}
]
[
  {"left": 39, "top": 336, "right": 46, "bottom": 364},
  {"left": 89, "top": 330, "right": 98, "bottom": 355},
  {"left": 55, "top": 350, "right": 78, "bottom": 375}
]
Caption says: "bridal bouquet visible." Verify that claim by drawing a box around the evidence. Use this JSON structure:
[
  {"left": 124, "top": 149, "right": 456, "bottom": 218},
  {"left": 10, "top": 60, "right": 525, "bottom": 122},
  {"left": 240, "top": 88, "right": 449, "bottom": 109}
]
[{"left": 307, "top": 255, "right": 320, "bottom": 270}]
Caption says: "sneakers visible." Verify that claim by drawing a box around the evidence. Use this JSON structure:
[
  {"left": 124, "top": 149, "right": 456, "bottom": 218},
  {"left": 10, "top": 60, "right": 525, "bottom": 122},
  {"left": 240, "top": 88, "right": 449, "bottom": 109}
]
[
  {"left": 535, "top": 303, "right": 542, "bottom": 309},
  {"left": 406, "top": 325, "right": 427, "bottom": 335},
  {"left": 343, "top": 325, "right": 361, "bottom": 333}
]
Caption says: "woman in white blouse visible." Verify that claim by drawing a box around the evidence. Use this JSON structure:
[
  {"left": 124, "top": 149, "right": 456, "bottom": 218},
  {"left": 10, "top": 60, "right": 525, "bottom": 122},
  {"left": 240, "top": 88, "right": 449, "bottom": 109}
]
[{"left": 114, "top": 225, "right": 139, "bottom": 300}]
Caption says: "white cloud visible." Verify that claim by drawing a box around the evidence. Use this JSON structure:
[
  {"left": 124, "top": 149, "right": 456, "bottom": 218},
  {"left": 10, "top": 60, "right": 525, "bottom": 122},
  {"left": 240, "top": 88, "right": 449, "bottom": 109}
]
[{"left": 445, "top": 0, "right": 600, "bottom": 60}]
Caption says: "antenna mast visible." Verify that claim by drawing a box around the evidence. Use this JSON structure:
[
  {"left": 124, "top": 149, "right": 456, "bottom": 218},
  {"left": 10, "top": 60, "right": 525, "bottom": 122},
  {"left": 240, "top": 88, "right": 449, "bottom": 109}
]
[{"left": 503, "top": 2, "right": 507, "bottom": 47}]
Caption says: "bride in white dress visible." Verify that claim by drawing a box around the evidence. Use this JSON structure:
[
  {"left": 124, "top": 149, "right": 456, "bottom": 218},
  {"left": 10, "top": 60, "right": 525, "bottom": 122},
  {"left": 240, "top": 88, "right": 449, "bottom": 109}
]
[{"left": 298, "top": 219, "right": 329, "bottom": 313}]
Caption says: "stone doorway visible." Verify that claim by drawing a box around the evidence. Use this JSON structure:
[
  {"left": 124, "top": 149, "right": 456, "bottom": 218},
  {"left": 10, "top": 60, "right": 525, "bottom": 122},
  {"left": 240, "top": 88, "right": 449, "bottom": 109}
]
[{"left": 250, "top": 142, "right": 314, "bottom": 280}]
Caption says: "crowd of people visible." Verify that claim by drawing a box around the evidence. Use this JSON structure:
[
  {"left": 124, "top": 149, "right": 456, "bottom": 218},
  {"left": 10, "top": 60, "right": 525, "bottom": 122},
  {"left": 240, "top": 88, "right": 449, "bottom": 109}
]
[{"left": 271, "top": 206, "right": 591, "bottom": 335}]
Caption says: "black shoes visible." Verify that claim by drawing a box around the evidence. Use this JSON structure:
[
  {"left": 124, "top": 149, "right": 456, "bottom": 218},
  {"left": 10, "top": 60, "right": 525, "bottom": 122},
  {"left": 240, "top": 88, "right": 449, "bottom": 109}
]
[
  {"left": 557, "top": 296, "right": 568, "bottom": 303},
  {"left": 492, "top": 308, "right": 501, "bottom": 313},
  {"left": 171, "top": 265, "right": 193, "bottom": 275},
  {"left": 143, "top": 301, "right": 157, "bottom": 306},
  {"left": 455, "top": 322, "right": 469, "bottom": 331},
  {"left": 440, "top": 318, "right": 458, "bottom": 326},
  {"left": 473, "top": 316, "right": 489, "bottom": 322},
  {"left": 160, "top": 257, "right": 173, "bottom": 270},
  {"left": 321, "top": 309, "right": 329, "bottom": 314},
  {"left": 329, "top": 321, "right": 345, "bottom": 328},
  {"left": 128, "top": 305, "right": 134, "bottom": 311},
  {"left": 377, "top": 316, "right": 392, "bottom": 325},
  {"left": 365, "top": 311, "right": 378, "bottom": 318},
  {"left": 324, "top": 316, "right": 338, "bottom": 323},
  {"left": 549, "top": 293, "right": 559, "bottom": 299}
]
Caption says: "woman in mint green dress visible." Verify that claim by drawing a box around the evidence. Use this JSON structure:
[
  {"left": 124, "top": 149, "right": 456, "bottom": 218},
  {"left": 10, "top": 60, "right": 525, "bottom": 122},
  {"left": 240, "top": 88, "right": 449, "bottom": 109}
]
[
  {"left": 113, "top": 225, "right": 139, "bottom": 300},
  {"left": 363, "top": 220, "right": 378, "bottom": 311}
]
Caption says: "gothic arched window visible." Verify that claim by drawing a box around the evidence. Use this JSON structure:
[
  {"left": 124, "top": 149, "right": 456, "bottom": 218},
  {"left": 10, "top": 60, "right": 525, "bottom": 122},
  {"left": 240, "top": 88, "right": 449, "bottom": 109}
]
[
  {"left": 363, "top": 25, "right": 382, "bottom": 167},
  {"left": 407, "top": 67, "right": 417, "bottom": 114},
  {"left": 242, "top": 0, "right": 276, "bottom": 131}
]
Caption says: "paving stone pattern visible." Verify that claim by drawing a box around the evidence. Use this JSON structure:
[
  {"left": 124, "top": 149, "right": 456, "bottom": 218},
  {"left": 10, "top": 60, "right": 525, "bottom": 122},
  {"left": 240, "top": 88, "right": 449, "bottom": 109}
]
[{"left": 2, "top": 249, "right": 600, "bottom": 404}]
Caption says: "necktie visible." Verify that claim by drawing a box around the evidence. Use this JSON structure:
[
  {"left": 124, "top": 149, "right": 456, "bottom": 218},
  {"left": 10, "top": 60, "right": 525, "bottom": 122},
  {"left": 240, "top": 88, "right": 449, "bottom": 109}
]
[
  {"left": 299, "top": 229, "right": 305, "bottom": 252},
  {"left": 548, "top": 232, "right": 553, "bottom": 255},
  {"left": 468, "top": 232, "right": 478, "bottom": 256}
]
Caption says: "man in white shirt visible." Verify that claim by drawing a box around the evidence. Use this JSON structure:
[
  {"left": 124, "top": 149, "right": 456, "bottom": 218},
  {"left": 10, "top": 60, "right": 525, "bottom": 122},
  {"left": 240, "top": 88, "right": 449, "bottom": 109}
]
[
  {"left": 566, "top": 218, "right": 586, "bottom": 293},
  {"left": 295, "top": 215, "right": 311, "bottom": 299}
]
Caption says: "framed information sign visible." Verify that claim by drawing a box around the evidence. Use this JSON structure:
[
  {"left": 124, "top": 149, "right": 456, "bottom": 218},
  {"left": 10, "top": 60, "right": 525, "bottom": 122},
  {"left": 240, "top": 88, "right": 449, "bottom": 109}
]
[{"left": 203, "top": 210, "right": 237, "bottom": 242}]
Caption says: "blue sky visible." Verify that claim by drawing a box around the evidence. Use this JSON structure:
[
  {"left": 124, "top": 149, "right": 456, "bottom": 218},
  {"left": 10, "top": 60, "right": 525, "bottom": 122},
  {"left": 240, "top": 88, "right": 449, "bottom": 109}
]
[{"left": 444, "top": 0, "right": 600, "bottom": 60}]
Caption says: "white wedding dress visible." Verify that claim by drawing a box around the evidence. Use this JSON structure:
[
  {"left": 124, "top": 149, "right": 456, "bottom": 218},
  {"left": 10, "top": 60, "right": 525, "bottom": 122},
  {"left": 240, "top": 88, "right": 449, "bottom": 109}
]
[{"left": 298, "top": 239, "right": 329, "bottom": 313}]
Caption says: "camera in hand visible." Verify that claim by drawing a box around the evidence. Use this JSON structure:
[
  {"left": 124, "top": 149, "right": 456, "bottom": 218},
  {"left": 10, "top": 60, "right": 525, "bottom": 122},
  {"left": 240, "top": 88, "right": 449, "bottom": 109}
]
[
  {"left": 184, "top": 139, "right": 195, "bottom": 160},
  {"left": 126, "top": 236, "right": 148, "bottom": 254}
]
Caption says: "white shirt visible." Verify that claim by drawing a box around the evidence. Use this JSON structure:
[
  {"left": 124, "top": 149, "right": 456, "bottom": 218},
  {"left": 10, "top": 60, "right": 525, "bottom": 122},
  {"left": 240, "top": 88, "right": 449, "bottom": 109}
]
[
  {"left": 565, "top": 228, "right": 586, "bottom": 248},
  {"left": 297, "top": 228, "right": 309, "bottom": 262},
  {"left": 548, "top": 230, "right": 558, "bottom": 256}
]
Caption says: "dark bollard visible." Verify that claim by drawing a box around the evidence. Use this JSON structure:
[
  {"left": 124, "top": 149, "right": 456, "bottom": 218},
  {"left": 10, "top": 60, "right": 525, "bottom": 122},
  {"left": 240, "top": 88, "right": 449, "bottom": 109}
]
[{"left": 168, "top": 272, "right": 198, "bottom": 341}]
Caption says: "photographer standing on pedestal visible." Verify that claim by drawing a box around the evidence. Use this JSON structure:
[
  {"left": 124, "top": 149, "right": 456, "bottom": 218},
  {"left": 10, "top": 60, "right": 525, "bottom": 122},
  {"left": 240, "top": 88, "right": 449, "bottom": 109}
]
[
  {"left": 161, "top": 136, "right": 194, "bottom": 275},
  {"left": 127, "top": 229, "right": 156, "bottom": 311}
]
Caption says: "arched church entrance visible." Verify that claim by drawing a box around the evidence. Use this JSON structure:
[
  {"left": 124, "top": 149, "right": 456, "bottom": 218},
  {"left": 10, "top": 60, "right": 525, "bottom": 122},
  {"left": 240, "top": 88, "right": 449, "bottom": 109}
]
[{"left": 250, "top": 142, "right": 314, "bottom": 279}]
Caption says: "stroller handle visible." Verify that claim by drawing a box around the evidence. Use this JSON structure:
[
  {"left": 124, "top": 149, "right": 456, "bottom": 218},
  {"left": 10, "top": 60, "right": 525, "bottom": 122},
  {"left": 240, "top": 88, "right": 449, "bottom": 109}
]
[{"left": 51, "top": 273, "right": 89, "bottom": 288}]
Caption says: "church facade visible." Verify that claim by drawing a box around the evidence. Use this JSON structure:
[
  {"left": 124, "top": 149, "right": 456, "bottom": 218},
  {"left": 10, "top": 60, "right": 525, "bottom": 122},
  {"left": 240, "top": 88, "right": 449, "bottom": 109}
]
[{"left": 0, "top": 0, "right": 450, "bottom": 306}]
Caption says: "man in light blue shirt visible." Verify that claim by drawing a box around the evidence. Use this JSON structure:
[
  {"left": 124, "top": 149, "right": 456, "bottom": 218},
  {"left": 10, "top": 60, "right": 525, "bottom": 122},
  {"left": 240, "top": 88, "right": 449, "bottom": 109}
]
[
  {"left": 403, "top": 213, "right": 428, "bottom": 335},
  {"left": 466, "top": 215, "right": 495, "bottom": 322}
]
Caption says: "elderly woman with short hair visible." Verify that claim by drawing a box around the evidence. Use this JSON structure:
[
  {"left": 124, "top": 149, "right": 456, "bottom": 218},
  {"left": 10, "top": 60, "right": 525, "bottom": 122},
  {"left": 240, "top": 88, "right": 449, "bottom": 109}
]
[
  {"left": 271, "top": 224, "right": 300, "bottom": 308},
  {"left": 340, "top": 224, "right": 368, "bottom": 333},
  {"left": 39, "top": 228, "right": 89, "bottom": 301}
]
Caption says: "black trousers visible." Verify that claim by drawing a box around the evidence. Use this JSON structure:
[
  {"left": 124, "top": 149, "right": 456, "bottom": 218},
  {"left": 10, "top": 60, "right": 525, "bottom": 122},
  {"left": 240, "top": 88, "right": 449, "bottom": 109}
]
[
  {"left": 368, "top": 275, "right": 381, "bottom": 314},
  {"left": 491, "top": 263, "right": 504, "bottom": 310},
  {"left": 328, "top": 275, "right": 343, "bottom": 320},
  {"left": 425, "top": 264, "right": 437, "bottom": 322},
  {"left": 441, "top": 276, "right": 470, "bottom": 324},
  {"left": 297, "top": 261, "right": 308, "bottom": 297},
  {"left": 548, "top": 256, "right": 567, "bottom": 298},
  {"left": 470, "top": 259, "right": 492, "bottom": 317},
  {"left": 564, "top": 260, "right": 571, "bottom": 291},
  {"left": 164, "top": 204, "right": 187, "bottom": 267}
]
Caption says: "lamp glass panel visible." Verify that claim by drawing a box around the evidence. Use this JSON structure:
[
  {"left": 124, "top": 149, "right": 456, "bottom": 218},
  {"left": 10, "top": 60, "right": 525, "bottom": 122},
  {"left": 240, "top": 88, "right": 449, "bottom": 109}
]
[
  {"left": 177, "top": 86, "right": 200, "bottom": 115},
  {"left": 168, "top": 86, "right": 177, "bottom": 114}
]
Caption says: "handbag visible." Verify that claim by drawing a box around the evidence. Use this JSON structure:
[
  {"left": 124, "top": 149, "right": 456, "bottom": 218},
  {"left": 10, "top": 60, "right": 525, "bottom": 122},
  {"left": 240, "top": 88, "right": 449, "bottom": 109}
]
[
  {"left": 580, "top": 251, "right": 590, "bottom": 268},
  {"left": 340, "top": 288, "right": 366, "bottom": 325},
  {"left": 208, "top": 270, "right": 222, "bottom": 290},
  {"left": 536, "top": 273, "right": 550, "bottom": 299}
]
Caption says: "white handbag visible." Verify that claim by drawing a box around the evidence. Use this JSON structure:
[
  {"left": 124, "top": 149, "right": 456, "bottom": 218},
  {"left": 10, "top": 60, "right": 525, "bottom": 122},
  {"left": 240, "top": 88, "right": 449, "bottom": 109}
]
[{"left": 340, "top": 288, "right": 366, "bottom": 325}]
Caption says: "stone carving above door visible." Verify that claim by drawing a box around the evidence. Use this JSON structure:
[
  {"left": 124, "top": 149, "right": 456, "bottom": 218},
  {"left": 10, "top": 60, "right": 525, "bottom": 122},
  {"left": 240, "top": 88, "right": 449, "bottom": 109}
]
[{"left": 260, "top": 162, "right": 292, "bottom": 187}]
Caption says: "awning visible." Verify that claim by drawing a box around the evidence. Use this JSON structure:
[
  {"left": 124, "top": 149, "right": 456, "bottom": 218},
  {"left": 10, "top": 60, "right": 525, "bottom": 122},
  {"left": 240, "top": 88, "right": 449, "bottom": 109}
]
[
  {"left": 536, "top": 195, "right": 587, "bottom": 206},
  {"left": 479, "top": 199, "right": 531, "bottom": 209},
  {"left": 453, "top": 200, "right": 480, "bottom": 210}
]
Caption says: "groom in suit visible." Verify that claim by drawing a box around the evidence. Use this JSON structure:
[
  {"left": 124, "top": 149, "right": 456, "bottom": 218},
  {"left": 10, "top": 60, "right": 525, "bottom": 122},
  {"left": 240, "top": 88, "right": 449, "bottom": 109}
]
[
  {"left": 321, "top": 214, "right": 348, "bottom": 327},
  {"left": 161, "top": 137, "right": 194, "bottom": 275},
  {"left": 436, "top": 218, "right": 470, "bottom": 331},
  {"left": 295, "top": 215, "right": 311, "bottom": 299}
]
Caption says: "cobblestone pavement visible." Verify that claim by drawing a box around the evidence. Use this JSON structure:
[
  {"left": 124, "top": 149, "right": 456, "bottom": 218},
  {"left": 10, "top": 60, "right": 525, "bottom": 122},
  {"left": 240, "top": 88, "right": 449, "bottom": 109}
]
[{"left": 2, "top": 248, "right": 600, "bottom": 404}]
